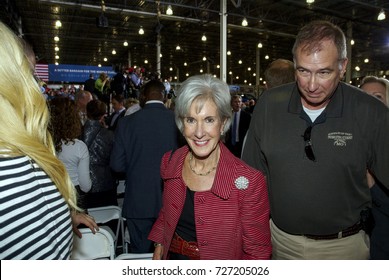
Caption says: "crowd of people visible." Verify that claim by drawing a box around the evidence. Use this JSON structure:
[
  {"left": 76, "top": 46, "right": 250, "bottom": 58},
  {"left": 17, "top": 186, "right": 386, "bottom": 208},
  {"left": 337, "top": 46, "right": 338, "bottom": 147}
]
[{"left": 0, "top": 19, "right": 388, "bottom": 260}]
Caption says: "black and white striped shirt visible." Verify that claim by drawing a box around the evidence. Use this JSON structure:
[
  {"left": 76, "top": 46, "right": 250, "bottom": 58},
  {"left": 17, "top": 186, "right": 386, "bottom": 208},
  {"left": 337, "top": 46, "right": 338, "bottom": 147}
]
[{"left": 0, "top": 156, "right": 73, "bottom": 259}]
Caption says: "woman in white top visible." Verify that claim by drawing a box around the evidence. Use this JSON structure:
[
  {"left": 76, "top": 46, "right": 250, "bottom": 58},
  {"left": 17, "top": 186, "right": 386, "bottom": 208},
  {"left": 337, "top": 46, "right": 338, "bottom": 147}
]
[
  {"left": 0, "top": 21, "right": 97, "bottom": 259},
  {"left": 49, "top": 97, "right": 92, "bottom": 205}
]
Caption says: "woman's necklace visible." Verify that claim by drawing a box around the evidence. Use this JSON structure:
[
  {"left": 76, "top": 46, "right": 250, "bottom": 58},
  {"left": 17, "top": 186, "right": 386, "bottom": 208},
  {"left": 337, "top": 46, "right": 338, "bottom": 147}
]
[{"left": 189, "top": 152, "right": 218, "bottom": 176}]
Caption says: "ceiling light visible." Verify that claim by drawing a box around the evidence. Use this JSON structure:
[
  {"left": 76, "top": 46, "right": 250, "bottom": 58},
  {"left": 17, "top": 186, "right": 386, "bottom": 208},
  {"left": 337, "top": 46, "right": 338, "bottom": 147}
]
[
  {"left": 139, "top": 26, "right": 144, "bottom": 35},
  {"left": 242, "top": 17, "right": 248, "bottom": 27},
  {"left": 54, "top": 46, "right": 59, "bottom": 51},
  {"left": 257, "top": 42, "right": 263, "bottom": 48},
  {"left": 176, "top": 45, "right": 181, "bottom": 50},
  {"left": 203, "top": 56, "right": 207, "bottom": 61},
  {"left": 55, "top": 62, "right": 59, "bottom": 65},
  {"left": 104, "top": 57, "right": 107, "bottom": 61},
  {"left": 201, "top": 34, "right": 207, "bottom": 41},
  {"left": 227, "top": 50, "right": 231, "bottom": 55},
  {"left": 166, "top": 5, "right": 173, "bottom": 15},
  {"left": 98, "top": 64, "right": 102, "bottom": 67},
  {"left": 364, "top": 58, "right": 369, "bottom": 63},
  {"left": 55, "top": 55, "right": 59, "bottom": 59},
  {"left": 306, "top": 0, "right": 315, "bottom": 3},
  {"left": 169, "top": 67, "right": 173, "bottom": 71},
  {"left": 144, "top": 59, "right": 148, "bottom": 64},
  {"left": 355, "top": 66, "right": 360, "bottom": 71},
  {"left": 238, "top": 60, "right": 242, "bottom": 64},
  {"left": 377, "top": 9, "right": 386, "bottom": 21},
  {"left": 265, "top": 55, "right": 269, "bottom": 59},
  {"left": 54, "top": 36, "right": 59, "bottom": 42},
  {"left": 112, "top": 49, "right": 116, "bottom": 55},
  {"left": 55, "top": 20, "right": 62, "bottom": 28},
  {"left": 123, "top": 41, "right": 128, "bottom": 46},
  {"left": 350, "top": 39, "right": 355, "bottom": 45},
  {"left": 184, "top": 62, "right": 187, "bottom": 66}
]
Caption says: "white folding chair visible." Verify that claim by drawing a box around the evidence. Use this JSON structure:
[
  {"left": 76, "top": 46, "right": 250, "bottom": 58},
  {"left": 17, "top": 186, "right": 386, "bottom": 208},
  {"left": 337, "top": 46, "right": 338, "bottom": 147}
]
[
  {"left": 87, "top": 205, "right": 125, "bottom": 252},
  {"left": 71, "top": 227, "right": 115, "bottom": 260},
  {"left": 115, "top": 253, "right": 153, "bottom": 260}
]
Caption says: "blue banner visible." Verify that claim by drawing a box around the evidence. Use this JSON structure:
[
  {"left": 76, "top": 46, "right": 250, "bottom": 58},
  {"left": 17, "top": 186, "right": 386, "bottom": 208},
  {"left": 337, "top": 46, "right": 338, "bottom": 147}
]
[{"left": 48, "top": 64, "right": 116, "bottom": 83}]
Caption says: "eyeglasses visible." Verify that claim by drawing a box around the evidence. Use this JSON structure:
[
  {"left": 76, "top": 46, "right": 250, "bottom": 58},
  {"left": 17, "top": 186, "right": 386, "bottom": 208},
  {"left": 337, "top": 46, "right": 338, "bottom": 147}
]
[{"left": 302, "top": 126, "right": 316, "bottom": 161}]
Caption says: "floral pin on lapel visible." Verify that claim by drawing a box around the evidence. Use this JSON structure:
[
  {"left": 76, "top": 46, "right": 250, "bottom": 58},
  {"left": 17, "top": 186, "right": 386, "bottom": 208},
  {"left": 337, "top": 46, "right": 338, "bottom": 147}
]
[{"left": 235, "top": 176, "right": 249, "bottom": 190}]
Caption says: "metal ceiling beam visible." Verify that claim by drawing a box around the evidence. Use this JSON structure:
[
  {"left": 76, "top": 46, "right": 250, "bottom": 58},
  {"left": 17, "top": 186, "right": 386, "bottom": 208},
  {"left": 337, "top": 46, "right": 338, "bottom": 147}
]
[{"left": 38, "top": 0, "right": 297, "bottom": 38}]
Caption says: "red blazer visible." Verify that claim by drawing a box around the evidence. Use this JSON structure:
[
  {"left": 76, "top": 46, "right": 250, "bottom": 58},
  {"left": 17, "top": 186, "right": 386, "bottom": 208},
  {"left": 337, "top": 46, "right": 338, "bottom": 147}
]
[{"left": 149, "top": 143, "right": 271, "bottom": 260}]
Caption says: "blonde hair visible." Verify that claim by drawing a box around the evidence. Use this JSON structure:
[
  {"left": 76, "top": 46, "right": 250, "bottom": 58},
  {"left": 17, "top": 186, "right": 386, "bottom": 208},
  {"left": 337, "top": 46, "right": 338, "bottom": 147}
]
[{"left": 0, "top": 22, "right": 78, "bottom": 210}]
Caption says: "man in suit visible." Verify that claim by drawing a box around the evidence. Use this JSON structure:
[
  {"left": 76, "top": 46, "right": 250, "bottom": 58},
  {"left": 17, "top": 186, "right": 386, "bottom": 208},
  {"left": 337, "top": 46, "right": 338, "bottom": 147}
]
[
  {"left": 84, "top": 73, "right": 95, "bottom": 95},
  {"left": 110, "top": 80, "right": 178, "bottom": 253},
  {"left": 107, "top": 94, "right": 126, "bottom": 131},
  {"left": 225, "top": 94, "right": 251, "bottom": 158}
]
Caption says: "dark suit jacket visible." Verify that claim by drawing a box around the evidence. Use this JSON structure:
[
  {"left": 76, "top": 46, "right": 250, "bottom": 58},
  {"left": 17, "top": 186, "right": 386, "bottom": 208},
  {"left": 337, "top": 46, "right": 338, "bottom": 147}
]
[
  {"left": 110, "top": 102, "right": 178, "bottom": 219},
  {"left": 107, "top": 109, "right": 126, "bottom": 131},
  {"left": 225, "top": 109, "right": 251, "bottom": 158}
]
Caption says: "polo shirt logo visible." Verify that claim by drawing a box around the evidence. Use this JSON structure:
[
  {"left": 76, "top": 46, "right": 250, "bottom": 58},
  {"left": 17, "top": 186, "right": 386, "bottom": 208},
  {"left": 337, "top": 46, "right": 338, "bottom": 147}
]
[{"left": 328, "top": 132, "right": 353, "bottom": 146}]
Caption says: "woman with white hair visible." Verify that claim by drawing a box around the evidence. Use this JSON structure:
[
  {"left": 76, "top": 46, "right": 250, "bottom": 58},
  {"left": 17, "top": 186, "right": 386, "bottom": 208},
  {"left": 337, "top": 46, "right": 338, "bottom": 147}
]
[{"left": 148, "top": 74, "right": 271, "bottom": 260}]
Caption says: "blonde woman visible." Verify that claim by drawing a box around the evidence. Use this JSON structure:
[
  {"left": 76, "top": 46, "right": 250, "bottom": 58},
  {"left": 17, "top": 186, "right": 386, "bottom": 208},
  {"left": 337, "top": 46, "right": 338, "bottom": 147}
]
[{"left": 0, "top": 21, "right": 98, "bottom": 259}]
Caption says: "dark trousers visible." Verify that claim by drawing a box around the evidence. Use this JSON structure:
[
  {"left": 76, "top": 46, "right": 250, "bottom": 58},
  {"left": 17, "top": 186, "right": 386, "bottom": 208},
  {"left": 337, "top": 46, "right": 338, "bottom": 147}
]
[{"left": 126, "top": 218, "right": 156, "bottom": 253}]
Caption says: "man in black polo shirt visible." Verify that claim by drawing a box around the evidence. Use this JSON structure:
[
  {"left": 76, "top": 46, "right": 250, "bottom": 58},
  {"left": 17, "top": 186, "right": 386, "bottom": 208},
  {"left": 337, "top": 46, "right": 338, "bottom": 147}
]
[{"left": 242, "top": 20, "right": 389, "bottom": 259}]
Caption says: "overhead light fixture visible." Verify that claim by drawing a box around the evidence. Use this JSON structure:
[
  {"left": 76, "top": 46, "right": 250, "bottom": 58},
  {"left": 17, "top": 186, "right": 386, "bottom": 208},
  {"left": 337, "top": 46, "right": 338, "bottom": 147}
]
[
  {"left": 258, "top": 42, "right": 263, "bottom": 48},
  {"left": 55, "top": 20, "right": 62, "bottom": 28},
  {"left": 242, "top": 17, "right": 248, "bottom": 27},
  {"left": 123, "top": 41, "right": 128, "bottom": 46},
  {"left": 377, "top": 9, "right": 386, "bottom": 21},
  {"left": 203, "top": 56, "right": 207, "bottom": 61},
  {"left": 306, "top": 0, "right": 315, "bottom": 3},
  {"left": 55, "top": 55, "right": 59, "bottom": 59},
  {"left": 144, "top": 59, "right": 148, "bottom": 64},
  {"left": 54, "top": 46, "right": 59, "bottom": 52},
  {"left": 364, "top": 58, "right": 369, "bottom": 63},
  {"left": 166, "top": 5, "right": 173, "bottom": 15},
  {"left": 238, "top": 60, "right": 243, "bottom": 64},
  {"left": 227, "top": 50, "right": 231, "bottom": 55},
  {"left": 54, "top": 36, "right": 59, "bottom": 42},
  {"left": 112, "top": 49, "right": 116, "bottom": 55},
  {"left": 139, "top": 26, "right": 144, "bottom": 35},
  {"left": 201, "top": 34, "right": 207, "bottom": 41},
  {"left": 176, "top": 45, "right": 181, "bottom": 50},
  {"left": 104, "top": 57, "right": 107, "bottom": 61},
  {"left": 98, "top": 64, "right": 102, "bottom": 67}
]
